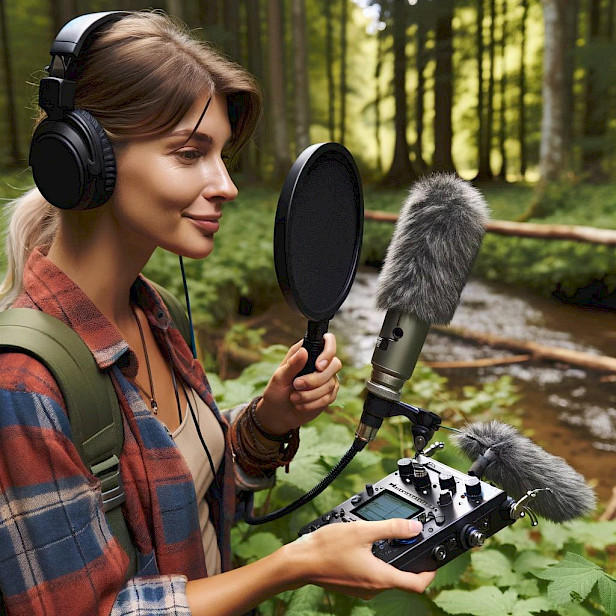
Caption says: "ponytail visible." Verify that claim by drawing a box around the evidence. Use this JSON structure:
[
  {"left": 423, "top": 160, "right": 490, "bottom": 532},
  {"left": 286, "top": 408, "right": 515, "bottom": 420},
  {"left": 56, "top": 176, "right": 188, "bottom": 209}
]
[{"left": 0, "top": 188, "right": 59, "bottom": 310}]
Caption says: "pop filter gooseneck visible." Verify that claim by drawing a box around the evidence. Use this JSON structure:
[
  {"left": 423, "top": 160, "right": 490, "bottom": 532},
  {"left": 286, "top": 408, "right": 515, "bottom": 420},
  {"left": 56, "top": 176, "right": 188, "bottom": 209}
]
[
  {"left": 274, "top": 142, "right": 363, "bottom": 376},
  {"left": 245, "top": 143, "right": 365, "bottom": 525}
]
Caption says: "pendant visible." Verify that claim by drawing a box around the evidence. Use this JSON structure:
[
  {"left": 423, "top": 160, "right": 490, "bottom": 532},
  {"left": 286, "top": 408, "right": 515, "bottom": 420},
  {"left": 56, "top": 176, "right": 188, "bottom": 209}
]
[{"left": 151, "top": 398, "right": 158, "bottom": 414}]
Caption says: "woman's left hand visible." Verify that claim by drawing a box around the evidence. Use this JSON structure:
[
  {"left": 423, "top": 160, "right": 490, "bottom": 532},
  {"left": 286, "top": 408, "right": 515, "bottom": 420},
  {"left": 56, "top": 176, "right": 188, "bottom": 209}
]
[{"left": 256, "top": 333, "right": 342, "bottom": 435}]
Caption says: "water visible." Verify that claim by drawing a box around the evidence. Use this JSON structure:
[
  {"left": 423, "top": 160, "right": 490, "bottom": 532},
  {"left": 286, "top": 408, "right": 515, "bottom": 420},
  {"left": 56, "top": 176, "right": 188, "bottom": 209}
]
[{"left": 331, "top": 268, "right": 616, "bottom": 503}]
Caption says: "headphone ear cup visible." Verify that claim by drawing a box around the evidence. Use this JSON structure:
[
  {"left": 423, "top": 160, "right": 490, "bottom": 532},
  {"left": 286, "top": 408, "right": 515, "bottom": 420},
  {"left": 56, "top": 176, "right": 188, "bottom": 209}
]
[{"left": 29, "top": 109, "right": 116, "bottom": 210}]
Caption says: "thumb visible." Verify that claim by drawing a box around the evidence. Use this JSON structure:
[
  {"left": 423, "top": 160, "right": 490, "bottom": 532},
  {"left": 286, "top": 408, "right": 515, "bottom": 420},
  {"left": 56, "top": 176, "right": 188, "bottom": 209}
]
[
  {"left": 277, "top": 347, "right": 308, "bottom": 384},
  {"left": 359, "top": 518, "right": 423, "bottom": 545}
]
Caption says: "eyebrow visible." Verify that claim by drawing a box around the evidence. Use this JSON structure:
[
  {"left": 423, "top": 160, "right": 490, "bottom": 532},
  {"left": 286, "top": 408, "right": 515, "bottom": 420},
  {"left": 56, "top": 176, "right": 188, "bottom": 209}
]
[{"left": 167, "top": 129, "right": 233, "bottom": 148}]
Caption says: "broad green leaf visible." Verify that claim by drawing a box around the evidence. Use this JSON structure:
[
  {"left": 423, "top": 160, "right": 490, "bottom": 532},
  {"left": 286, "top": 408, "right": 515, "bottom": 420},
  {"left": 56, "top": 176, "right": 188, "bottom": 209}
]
[
  {"left": 535, "top": 553, "right": 603, "bottom": 605},
  {"left": 232, "top": 532, "right": 283, "bottom": 562},
  {"left": 564, "top": 520, "right": 616, "bottom": 551},
  {"left": 367, "top": 589, "right": 431, "bottom": 616},
  {"left": 597, "top": 575, "right": 616, "bottom": 615},
  {"left": 471, "top": 549, "right": 520, "bottom": 586},
  {"left": 350, "top": 606, "right": 376, "bottom": 616},
  {"left": 491, "top": 525, "right": 537, "bottom": 551},
  {"left": 537, "top": 522, "right": 577, "bottom": 552},
  {"left": 279, "top": 457, "right": 331, "bottom": 492},
  {"left": 514, "top": 551, "right": 559, "bottom": 575},
  {"left": 512, "top": 578, "right": 542, "bottom": 598},
  {"left": 512, "top": 596, "right": 552, "bottom": 616},
  {"left": 434, "top": 587, "right": 518, "bottom": 616},
  {"left": 432, "top": 552, "right": 471, "bottom": 590},
  {"left": 286, "top": 585, "right": 325, "bottom": 613}
]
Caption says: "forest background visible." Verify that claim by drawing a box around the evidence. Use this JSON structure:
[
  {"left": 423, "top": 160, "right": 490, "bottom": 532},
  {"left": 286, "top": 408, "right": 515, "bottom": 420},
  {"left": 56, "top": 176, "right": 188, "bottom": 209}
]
[{"left": 1, "top": 1, "right": 616, "bottom": 615}]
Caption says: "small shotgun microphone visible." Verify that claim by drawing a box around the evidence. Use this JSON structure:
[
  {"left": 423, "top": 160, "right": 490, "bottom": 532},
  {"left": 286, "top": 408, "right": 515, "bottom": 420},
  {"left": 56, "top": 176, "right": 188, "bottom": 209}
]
[{"left": 452, "top": 421, "right": 596, "bottom": 522}]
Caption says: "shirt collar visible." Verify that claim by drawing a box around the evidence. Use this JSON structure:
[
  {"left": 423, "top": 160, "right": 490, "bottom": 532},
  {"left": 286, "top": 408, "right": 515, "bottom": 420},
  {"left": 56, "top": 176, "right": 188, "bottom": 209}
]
[{"left": 22, "top": 247, "right": 171, "bottom": 373}]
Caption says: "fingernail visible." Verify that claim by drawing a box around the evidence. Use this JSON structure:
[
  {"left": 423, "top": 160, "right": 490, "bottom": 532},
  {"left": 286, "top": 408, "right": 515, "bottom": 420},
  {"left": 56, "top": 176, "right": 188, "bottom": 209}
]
[
  {"left": 317, "top": 359, "right": 328, "bottom": 370},
  {"left": 290, "top": 393, "right": 301, "bottom": 403},
  {"left": 294, "top": 380, "right": 306, "bottom": 390},
  {"left": 408, "top": 520, "right": 422, "bottom": 534}
]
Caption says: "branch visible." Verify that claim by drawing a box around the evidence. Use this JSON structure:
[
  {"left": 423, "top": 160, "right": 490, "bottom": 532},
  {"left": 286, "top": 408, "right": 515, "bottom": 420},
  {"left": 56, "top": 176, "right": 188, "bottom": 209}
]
[
  {"left": 432, "top": 325, "right": 616, "bottom": 373},
  {"left": 364, "top": 210, "right": 616, "bottom": 246}
]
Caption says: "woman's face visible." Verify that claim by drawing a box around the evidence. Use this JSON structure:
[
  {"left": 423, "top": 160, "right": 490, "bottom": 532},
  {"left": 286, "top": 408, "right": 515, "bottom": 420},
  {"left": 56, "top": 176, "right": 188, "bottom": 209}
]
[{"left": 110, "top": 92, "right": 238, "bottom": 259}]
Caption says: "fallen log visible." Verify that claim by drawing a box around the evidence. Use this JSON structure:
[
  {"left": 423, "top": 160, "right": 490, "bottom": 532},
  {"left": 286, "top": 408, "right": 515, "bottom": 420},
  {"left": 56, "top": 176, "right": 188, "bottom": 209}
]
[
  {"left": 432, "top": 325, "right": 616, "bottom": 373},
  {"left": 364, "top": 210, "right": 616, "bottom": 246},
  {"left": 425, "top": 354, "right": 532, "bottom": 370}
]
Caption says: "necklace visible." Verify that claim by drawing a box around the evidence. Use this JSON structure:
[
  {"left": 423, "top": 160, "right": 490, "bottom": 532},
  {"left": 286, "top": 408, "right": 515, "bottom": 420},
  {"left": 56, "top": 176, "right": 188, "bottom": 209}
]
[{"left": 130, "top": 304, "right": 158, "bottom": 414}]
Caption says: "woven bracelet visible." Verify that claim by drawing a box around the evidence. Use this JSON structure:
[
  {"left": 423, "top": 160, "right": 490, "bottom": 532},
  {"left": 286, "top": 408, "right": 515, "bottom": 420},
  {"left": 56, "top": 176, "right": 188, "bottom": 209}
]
[{"left": 248, "top": 397, "right": 295, "bottom": 443}]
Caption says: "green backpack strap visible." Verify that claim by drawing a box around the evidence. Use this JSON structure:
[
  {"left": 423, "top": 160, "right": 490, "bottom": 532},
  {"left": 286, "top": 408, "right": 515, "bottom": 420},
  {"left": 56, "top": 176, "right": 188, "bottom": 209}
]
[
  {"left": 0, "top": 285, "right": 191, "bottom": 607},
  {"left": 150, "top": 281, "right": 193, "bottom": 352},
  {"left": 0, "top": 308, "right": 138, "bottom": 578}
]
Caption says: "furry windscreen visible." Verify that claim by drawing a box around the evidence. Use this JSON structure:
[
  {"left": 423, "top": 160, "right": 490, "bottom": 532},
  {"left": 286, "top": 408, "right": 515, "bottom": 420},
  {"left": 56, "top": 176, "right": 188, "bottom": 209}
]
[
  {"left": 375, "top": 174, "right": 489, "bottom": 324},
  {"left": 452, "top": 421, "right": 596, "bottom": 522}
]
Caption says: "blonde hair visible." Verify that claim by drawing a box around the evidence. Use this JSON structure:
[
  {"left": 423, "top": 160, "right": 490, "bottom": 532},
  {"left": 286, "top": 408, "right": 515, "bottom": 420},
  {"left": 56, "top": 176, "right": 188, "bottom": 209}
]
[{"left": 0, "top": 11, "right": 261, "bottom": 310}]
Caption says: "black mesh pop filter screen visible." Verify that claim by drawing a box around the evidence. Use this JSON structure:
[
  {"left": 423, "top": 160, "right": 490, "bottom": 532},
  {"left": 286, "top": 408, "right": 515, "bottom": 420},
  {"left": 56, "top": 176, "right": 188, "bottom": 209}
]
[{"left": 275, "top": 143, "right": 363, "bottom": 322}]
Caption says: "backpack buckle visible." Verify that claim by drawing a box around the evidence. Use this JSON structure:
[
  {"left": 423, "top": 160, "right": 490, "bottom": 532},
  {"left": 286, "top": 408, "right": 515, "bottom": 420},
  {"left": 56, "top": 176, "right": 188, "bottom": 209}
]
[{"left": 91, "top": 454, "right": 126, "bottom": 512}]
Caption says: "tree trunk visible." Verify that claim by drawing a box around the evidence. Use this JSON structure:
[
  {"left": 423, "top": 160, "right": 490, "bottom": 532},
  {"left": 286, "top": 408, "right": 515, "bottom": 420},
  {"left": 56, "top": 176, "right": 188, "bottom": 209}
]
[
  {"left": 0, "top": 0, "right": 23, "bottom": 165},
  {"left": 245, "top": 0, "right": 265, "bottom": 179},
  {"left": 383, "top": 0, "right": 418, "bottom": 186},
  {"left": 267, "top": 0, "right": 292, "bottom": 182},
  {"left": 51, "top": 0, "right": 77, "bottom": 32},
  {"left": 475, "top": 0, "right": 493, "bottom": 179},
  {"left": 224, "top": 0, "right": 241, "bottom": 61},
  {"left": 498, "top": 0, "right": 508, "bottom": 181},
  {"left": 539, "top": 0, "right": 577, "bottom": 182},
  {"left": 291, "top": 0, "right": 310, "bottom": 155},
  {"left": 413, "top": 20, "right": 428, "bottom": 173},
  {"left": 325, "top": 0, "right": 335, "bottom": 140},
  {"left": 485, "top": 0, "right": 496, "bottom": 175},
  {"left": 518, "top": 0, "right": 528, "bottom": 178},
  {"left": 339, "top": 0, "right": 348, "bottom": 144},
  {"left": 581, "top": 0, "right": 608, "bottom": 181},
  {"left": 167, "top": 0, "right": 185, "bottom": 21},
  {"left": 374, "top": 28, "right": 385, "bottom": 173},
  {"left": 432, "top": 0, "right": 456, "bottom": 173}
]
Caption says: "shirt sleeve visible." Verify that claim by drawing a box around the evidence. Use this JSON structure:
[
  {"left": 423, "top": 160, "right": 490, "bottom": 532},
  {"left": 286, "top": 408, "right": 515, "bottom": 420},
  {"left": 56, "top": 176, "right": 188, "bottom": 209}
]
[{"left": 0, "top": 353, "right": 191, "bottom": 616}]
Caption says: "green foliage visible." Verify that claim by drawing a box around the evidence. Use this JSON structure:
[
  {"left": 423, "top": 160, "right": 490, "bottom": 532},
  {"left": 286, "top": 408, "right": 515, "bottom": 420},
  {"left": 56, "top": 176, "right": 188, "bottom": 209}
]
[{"left": 216, "top": 345, "right": 615, "bottom": 616}]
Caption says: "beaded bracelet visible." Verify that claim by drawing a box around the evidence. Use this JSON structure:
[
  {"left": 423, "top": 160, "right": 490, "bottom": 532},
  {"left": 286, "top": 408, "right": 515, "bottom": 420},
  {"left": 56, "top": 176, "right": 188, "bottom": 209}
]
[{"left": 247, "top": 396, "right": 295, "bottom": 443}]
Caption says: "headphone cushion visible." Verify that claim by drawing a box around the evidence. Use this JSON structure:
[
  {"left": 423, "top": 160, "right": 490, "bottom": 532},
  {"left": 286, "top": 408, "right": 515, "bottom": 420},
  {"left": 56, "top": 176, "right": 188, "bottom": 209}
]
[{"left": 70, "top": 108, "right": 116, "bottom": 209}]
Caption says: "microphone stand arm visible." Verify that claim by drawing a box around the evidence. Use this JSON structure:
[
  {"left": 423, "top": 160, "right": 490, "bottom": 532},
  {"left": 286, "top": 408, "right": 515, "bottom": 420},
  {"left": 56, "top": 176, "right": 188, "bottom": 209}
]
[{"left": 355, "top": 391, "right": 442, "bottom": 453}]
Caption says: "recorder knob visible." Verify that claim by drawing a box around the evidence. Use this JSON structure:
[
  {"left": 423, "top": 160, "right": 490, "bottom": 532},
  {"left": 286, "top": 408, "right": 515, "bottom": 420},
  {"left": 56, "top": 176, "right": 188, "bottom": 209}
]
[
  {"left": 397, "top": 458, "right": 413, "bottom": 483},
  {"left": 439, "top": 473, "right": 456, "bottom": 493},
  {"left": 412, "top": 461, "right": 431, "bottom": 492},
  {"left": 465, "top": 476, "right": 482, "bottom": 499},
  {"left": 438, "top": 490, "right": 453, "bottom": 507}
]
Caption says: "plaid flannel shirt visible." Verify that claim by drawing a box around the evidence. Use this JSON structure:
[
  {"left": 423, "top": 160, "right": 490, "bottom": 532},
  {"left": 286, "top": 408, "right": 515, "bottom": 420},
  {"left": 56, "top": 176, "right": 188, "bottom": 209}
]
[{"left": 0, "top": 248, "right": 242, "bottom": 615}]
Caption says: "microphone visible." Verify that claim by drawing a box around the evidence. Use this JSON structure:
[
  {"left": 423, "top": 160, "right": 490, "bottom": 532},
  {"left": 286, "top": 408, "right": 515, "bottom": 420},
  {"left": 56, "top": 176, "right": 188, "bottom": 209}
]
[
  {"left": 355, "top": 174, "right": 490, "bottom": 443},
  {"left": 452, "top": 421, "right": 596, "bottom": 522}
]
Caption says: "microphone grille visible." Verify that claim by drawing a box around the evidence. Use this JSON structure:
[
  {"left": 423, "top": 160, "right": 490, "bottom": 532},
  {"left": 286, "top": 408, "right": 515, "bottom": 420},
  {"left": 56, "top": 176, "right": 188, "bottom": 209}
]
[{"left": 375, "top": 174, "right": 489, "bottom": 324}]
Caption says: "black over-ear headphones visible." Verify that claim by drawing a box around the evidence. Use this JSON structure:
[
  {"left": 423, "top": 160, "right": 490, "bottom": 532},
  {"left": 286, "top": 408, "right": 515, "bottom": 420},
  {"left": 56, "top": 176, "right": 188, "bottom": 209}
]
[{"left": 29, "top": 12, "right": 129, "bottom": 210}]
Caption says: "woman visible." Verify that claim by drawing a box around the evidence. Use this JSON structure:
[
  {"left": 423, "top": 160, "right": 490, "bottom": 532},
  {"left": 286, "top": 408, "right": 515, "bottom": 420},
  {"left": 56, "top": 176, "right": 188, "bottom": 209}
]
[{"left": 0, "top": 11, "right": 435, "bottom": 616}]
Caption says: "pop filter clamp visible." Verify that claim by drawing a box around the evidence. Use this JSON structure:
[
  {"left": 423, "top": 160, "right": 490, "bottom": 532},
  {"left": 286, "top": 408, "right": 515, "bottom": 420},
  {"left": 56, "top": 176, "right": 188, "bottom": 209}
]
[{"left": 245, "top": 143, "right": 365, "bottom": 525}]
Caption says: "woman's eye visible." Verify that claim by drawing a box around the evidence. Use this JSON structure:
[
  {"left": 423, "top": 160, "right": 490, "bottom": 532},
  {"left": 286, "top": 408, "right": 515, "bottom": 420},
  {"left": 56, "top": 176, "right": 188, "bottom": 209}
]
[{"left": 177, "top": 149, "right": 202, "bottom": 161}]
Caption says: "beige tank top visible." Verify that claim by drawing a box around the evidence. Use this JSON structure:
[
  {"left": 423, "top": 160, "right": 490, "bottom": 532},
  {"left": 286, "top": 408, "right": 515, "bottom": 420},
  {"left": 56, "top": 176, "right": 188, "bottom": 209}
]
[{"left": 172, "top": 388, "right": 225, "bottom": 576}]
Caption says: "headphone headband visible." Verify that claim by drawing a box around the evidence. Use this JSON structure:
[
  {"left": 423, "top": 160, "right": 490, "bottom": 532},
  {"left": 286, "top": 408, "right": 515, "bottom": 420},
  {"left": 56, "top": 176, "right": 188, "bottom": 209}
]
[{"left": 49, "top": 11, "right": 129, "bottom": 73}]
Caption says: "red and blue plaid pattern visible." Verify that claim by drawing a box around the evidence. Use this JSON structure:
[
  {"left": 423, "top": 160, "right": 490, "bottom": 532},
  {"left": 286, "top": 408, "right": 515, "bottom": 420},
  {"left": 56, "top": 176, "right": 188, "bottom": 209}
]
[{"left": 0, "top": 248, "right": 238, "bottom": 615}]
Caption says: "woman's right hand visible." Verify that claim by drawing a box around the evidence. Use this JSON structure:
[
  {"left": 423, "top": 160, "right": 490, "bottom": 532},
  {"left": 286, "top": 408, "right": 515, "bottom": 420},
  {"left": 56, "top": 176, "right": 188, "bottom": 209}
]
[{"left": 283, "top": 518, "right": 436, "bottom": 600}]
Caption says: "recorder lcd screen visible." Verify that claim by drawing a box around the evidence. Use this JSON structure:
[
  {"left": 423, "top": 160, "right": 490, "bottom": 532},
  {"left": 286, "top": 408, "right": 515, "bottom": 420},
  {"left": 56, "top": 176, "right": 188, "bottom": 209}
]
[{"left": 352, "top": 491, "right": 423, "bottom": 522}]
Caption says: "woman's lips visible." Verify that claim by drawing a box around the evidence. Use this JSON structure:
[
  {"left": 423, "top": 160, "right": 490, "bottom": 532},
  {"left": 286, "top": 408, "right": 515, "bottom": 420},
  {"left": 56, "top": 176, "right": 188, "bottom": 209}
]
[{"left": 188, "top": 218, "right": 220, "bottom": 234}]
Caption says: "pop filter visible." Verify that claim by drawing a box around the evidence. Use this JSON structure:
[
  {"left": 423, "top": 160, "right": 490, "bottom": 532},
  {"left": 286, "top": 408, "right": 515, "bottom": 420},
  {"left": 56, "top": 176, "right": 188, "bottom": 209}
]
[{"left": 274, "top": 142, "right": 363, "bottom": 376}]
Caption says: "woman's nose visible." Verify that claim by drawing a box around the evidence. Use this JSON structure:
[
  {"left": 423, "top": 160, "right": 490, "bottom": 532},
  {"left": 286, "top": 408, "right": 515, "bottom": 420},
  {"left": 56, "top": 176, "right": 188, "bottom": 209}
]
[{"left": 204, "top": 157, "right": 238, "bottom": 203}]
